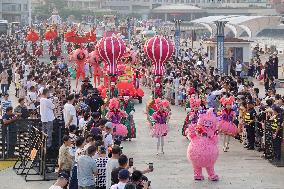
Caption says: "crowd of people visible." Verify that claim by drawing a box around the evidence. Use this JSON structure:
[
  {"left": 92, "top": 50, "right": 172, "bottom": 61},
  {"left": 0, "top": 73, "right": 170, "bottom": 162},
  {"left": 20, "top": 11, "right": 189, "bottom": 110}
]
[{"left": 0, "top": 24, "right": 283, "bottom": 189}]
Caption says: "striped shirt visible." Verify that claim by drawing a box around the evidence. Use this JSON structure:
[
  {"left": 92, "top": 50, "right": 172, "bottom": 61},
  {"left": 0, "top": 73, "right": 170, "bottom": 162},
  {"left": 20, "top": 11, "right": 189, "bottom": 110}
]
[{"left": 1, "top": 100, "right": 12, "bottom": 115}]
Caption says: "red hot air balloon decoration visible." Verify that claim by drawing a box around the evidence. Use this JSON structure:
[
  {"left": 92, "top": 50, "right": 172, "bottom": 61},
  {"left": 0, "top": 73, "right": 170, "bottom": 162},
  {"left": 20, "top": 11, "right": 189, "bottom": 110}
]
[
  {"left": 144, "top": 36, "right": 174, "bottom": 76},
  {"left": 97, "top": 36, "right": 126, "bottom": 76}
]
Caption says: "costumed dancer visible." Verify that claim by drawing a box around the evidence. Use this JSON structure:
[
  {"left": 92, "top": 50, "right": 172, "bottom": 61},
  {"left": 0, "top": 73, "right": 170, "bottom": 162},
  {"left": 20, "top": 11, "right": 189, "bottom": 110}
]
[
  {"left": 106, "top": 98, "right": 128, "bottom": 143},
  {"left": 219, "top": 96, "right": 238, "bottom": 152},
  {"left": 187, "top": 108, "right": 219, "bottom": 181},
  {"left": 120, "top": 90, "right": 136, "bottom": 140},
  {"left": 67, "top": 43, "right": 73, "bottom": 54},
  {"left": 146, "top": 96, "right": 157, "bottom": 127},
  {"left": 49, "top": 42, "right": 54, "bottom": 55},
  {"left": 107, "top": 77, "right": 119, "bottom": 98},
  {"left": 154, "top": 77, "right": 163, "bottom": 98},
  {"left": 151, "top": 98, "right": 170, "bottom": 155},
  {"left": 182, "top": 97, "right": 202, "bottom": 137},
  {"left": 72, "top": 47, "right": 88, "bottom": 88}
]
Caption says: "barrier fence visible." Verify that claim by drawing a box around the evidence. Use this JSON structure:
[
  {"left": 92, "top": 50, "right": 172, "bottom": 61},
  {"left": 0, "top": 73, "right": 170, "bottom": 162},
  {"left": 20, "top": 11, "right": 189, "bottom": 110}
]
[{"left": 0, "top": 119, "right": 64, "bottom": 181}]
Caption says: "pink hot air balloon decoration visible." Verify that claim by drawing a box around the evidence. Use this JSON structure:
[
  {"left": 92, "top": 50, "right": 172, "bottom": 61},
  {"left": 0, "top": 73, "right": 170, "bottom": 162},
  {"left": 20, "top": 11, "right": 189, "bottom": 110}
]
[
  {"left": 97, "top": 36, "right": 126, "bottom": 76},
  {"left": 144, "top": 36, "right": 174, "bottom": 76}
]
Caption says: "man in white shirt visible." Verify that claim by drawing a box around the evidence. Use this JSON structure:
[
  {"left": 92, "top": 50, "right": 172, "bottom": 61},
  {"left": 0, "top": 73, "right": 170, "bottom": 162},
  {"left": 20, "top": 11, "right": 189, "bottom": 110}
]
[
  {"left": 63, "top": 94, "right": 77, "bottom": 128},
  {"left": 26, "top": 86, "right": 38, "bottom": 118},
  {"left": 110, "top": 169, "right": 130, "bottom": 189},
  {"left": 40, "top": 88, "right": 55, "bottom": 148}
]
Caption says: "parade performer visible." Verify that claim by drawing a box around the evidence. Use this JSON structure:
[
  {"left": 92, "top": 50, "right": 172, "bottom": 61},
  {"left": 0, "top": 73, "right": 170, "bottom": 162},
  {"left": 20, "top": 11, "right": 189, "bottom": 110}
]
[
  {"left": 107, "top": 77, "right": 119, "bottom": 98},
  {"left": 151, "top": 98, "right": 170, "bottom": 155},
  {"left": 120, "top": 91, "right": 136, "bottom": 140},
  {"left": 72, "top": 47, "right": 88, "bottom": 88},
  {"left": 106, "top": 98, "right": 128, "bottom": 139},
  {"left": 182, "top": 97, "right": 202, "bottom": 137},
  {"left": 219, "top": 96, "right": 238, "bottom": 152},
  {"left": 154, "top": 77, "right": 163, "bottom": 98},
  {"left": 146, "top": 96, "right": 157, "bottom": 127},
  {"left": 187, "top": 108, "right": 219, "bottom": 181},
  {"left": 67, "top": 43, "right": 73, "bottom": 54},
  {"left": 35, "top": 42, "right": 43, "bottom": 57},
  {"left": 48, "top": 42, "right": 54, "bottom": 55},
  {"left": 89, "top": 50, "right": 101, "bottom": 87}
]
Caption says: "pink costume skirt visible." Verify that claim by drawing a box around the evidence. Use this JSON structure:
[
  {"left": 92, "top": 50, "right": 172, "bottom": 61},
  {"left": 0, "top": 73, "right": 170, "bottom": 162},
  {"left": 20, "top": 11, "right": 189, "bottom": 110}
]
[
  {"left": 218, "top": 120, "right": 238, "bottom": 136},
  {"left": 113, "top": 123, "right": 128, "bottom": 136},
  {"left": 151, "top": 123, "right": 168, "bottom": 138}
]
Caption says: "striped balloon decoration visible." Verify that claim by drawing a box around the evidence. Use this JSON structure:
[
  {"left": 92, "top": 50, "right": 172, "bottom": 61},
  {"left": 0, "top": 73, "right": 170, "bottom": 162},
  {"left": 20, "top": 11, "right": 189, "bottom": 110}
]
[
  {"left": 144, "top": 36, "right": 174, "bottom": 76},
  {"left": 97, "top": 36, "right": 126, "bottom": 75}
]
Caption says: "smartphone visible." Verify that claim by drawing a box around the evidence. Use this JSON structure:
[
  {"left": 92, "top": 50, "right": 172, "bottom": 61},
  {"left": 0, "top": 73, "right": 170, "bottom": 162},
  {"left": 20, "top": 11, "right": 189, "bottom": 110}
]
[
  {"left": 149, "top": 163, "right": 153, "bottom": 170},
  {"left": 129, "top": 158, "right": 133, "bottom": 167},
  {"left": 148, "top": 181, "right": 151, "bottom": 187}
]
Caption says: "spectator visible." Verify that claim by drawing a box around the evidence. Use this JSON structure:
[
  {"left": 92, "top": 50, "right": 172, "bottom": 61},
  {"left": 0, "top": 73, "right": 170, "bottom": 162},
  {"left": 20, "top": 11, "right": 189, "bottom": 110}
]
[
  {"left": 105, "top": 145, "right": 121, "bottom": 189},
  {"left": 77, "top": 145, "right": 98, "bottom": 189},
  {"left": 40, "top": 88, "right": 55, "bottom": 148},
  {"left": 26, "top": 85, "right": 38, "bottom": 119},
  {"left": 14, "top": 98, "right": 29, "bottom": 119},
  {"left": 103, "top": 122, "right": 113, "bottom": 150},
  {"left": 2, "top": 106, "right": 20, "bottom": 157},
  {"left": 235, "top": 60, "right": 243, "bottom": 77},
  {"left": 110, "top": 169, "right": 130, "bottom": 189},
  {"left": 1, "top": 93, "right": 12, "bottom": 116},
  {"left": 111, "top": 154, "right": 129, "bottom": 185},
  {"left": 63, "top": 94, "right": 77, "bottom": 129},
  {"left": 95, "top": 146, "right": 109, "bottom": 189},
  {"left": 0, "top": 69, "right": 9, "bottom": 94},
  {"left": 58, "top": 135, "right": 73, "bottom": 177}
]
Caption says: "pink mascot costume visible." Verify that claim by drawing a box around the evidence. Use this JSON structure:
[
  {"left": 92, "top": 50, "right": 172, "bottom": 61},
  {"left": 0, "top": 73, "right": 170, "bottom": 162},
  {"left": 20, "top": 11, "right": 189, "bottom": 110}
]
[
  {"left": 187, "top": 108, "right": 219, "bottom": 181},
  {"left": 89, "top": 49, "right": 101, "bottom": 87},
  {"left": 106, "top": 98, "right": 128, "bottom": 137},
  {"left": 72, "top": 47, "right": 89, "bottom": 88},
  {"left": 219, "top": 96, "right": 238, "bottom": 152},
  {"left": 151, "top": 98, "right": 170, "bottom": 155}
]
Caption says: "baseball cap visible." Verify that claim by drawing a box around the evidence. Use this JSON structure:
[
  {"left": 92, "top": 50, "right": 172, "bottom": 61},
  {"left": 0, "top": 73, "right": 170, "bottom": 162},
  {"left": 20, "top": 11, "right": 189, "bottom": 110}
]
[
  {"left": 105, "top": 122, "right": 113, "bottom": 129},
  {"left": 118, "top": 169, "right": 130, "bottom": 180}
]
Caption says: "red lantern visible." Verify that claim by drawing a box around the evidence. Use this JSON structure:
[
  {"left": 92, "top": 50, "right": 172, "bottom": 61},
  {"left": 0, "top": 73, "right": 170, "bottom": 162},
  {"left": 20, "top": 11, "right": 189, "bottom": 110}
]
[
  {"left": 97, "top": 36, "right": 126, "bottom": 75},
  {"left": 144, "top": 36, "right": 174, "bottom": 76},
  {"left": 26, "top": 30, "right": 39, "bottom": 42}
]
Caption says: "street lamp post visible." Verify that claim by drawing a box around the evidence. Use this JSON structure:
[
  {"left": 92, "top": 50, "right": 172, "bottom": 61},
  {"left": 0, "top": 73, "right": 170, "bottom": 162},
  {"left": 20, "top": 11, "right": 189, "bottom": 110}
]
[
  {"left": 214, "top": 20, "right": 227, "bottom": 75},
  {"left": 28, "top": 0, "right": 32, "bottom": 27}
]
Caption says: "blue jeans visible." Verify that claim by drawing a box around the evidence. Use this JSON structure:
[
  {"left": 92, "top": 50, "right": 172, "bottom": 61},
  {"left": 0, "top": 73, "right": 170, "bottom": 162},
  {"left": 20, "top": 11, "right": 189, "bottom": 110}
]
[{"left": 1, "top": 84, "right": 8, "bottom": 94}]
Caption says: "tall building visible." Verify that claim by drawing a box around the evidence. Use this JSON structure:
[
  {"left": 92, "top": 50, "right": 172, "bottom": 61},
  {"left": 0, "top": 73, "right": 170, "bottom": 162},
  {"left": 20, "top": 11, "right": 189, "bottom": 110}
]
[
  {"left": 0, "top": 0, "right": 29, "bottom": 23},
  {"left": 66, "top": 0, "right": 102, "bottom": 10}
]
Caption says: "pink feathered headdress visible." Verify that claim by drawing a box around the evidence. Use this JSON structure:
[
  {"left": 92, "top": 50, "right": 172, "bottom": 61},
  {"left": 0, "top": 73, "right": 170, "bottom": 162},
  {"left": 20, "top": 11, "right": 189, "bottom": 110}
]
[
  {"left": 161, "top": 99, "right": 170, "bottom": 108},
  {"left": 220, "top": 96, "right": 235, "bottom": 107},
  {"left": 197, "top": 108, "right": 218, "bottom": 129},
  {"left": 109, "top": 98, "right": 120, "bottom": 110},
  {"left": 190, "top": 97, "right": 201, "bottom": 108}
]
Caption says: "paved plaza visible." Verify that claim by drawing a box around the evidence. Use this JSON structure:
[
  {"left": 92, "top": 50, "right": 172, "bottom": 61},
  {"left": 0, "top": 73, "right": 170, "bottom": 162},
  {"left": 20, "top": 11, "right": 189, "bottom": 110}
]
[{"left": 0, "top": 85, "right": 284, "bottom": 189}]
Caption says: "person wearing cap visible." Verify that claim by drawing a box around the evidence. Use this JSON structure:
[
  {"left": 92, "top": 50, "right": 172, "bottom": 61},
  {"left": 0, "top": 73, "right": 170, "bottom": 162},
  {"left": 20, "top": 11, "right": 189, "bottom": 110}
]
[
  {"left": 86, "top": 89, "right": 104, "bottom": 113},
  {"left": 110, "top": 169, "right": 130, "bottom": 189},
  {"left": 49, "top": 172, "right": 69, "bottom": 189},
  {"left": 77, "top": 145, "right": 98, "bottom": 189},
  {"left": 120, "top": 91, "right": 136, "bottom": 140},
  {"left": 244, "top": 101, "right": 257, "bottom": 150},
  {"left": 270, "top": 106, "right": 283, "bottom": 162},
  {"left": 103, "top": 122, "right": 114, "bottom": 150}
]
